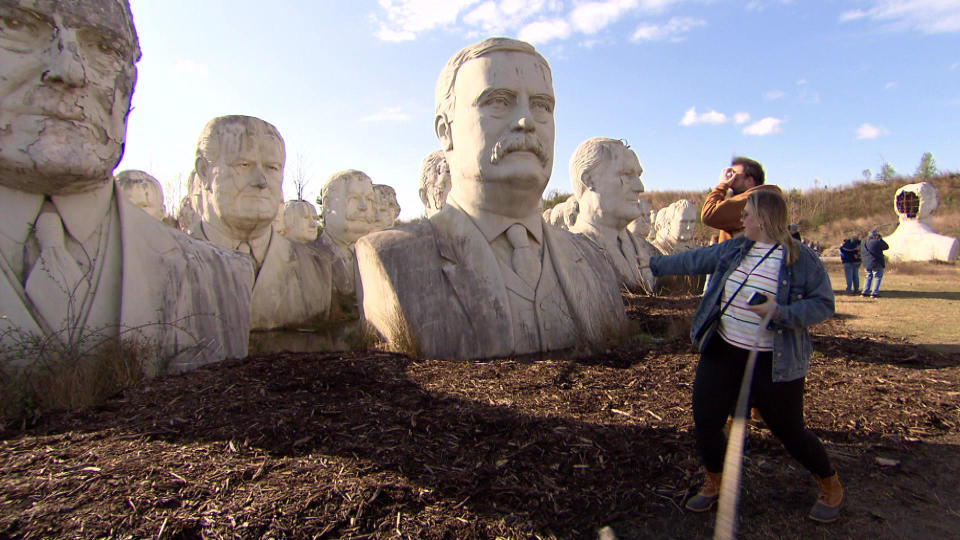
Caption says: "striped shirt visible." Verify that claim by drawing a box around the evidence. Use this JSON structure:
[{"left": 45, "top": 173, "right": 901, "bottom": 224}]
[{"left": 718, "top": 242, "right": 783, "bottom": 351}]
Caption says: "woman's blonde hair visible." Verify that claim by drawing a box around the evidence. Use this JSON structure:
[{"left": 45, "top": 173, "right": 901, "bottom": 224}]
[{"left": 747, "top": 190, "right": 799, "bottom": 265}]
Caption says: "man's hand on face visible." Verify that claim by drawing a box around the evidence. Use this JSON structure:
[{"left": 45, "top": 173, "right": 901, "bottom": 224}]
[{"left": 719, "top": 167, "right": 737, "bottom": 189}]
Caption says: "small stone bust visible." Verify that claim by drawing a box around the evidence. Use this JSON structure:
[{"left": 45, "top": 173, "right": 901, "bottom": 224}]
[{"left": 116, "top": 170, "right": 166, "bottom": 220}]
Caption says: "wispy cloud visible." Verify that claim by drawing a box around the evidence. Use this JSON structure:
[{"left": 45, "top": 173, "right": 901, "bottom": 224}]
[
  {"left": 173, "top": 59, "right": 209, "bottom": 76},
  {"left": 360, "top": 106, "right": 412, "bottom": 123},
  {"left": 884, "top": 81, "right": 897, "bottom": 89},
  {"left": 631, "top": 16, "right": 706, "bottom": 41},
  {"left": 855, "top": 123, "right": 889, "bottom": 139},
  {"left": 679, "top": 107, "right": 727, "bottom": 126},
  {"left": 742, "top": 117, "right": 783, "bottom": 136},
  {"left": 839, "top": 0, "right": 960, "bottom": 34},
  {"left": 763, "top": 89, "right": 785, "bottom": 100},
  {"left": 372, "top": 0, "right": 704, "bottom": 44},
  {"left": 733, "top": 112, "right": 751, "bottom": 124}
]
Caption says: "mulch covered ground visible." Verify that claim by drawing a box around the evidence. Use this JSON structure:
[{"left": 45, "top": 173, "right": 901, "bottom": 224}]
[{"left": 2, "top": 295, "right": 958, "bottom": 539}]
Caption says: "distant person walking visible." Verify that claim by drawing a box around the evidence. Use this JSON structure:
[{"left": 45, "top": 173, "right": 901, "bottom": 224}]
[
  {"left": 701, "top": 156, "right": 782, "bottom": 243},
  {"left": 839, "top": 235, "right": 862, "bottom": 294},
  {"left": 861, "top": 229, "right": 889, "bottom": 298},
  {"left": 648, "top": 190, "right": 843, "bottom": 523}
]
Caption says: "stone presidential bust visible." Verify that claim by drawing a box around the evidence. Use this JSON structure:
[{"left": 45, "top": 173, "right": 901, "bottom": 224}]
[
  {"left": 568, "top": 137, "right": 656, "bottom": 294},
  {"left": 0, "top": 0, "right": 252, "bottom": 372},
  {"left": 277, "top": 199, "right": 319, "bottom": 243},
  {"left": 311, "top": 169, "right": 378, "bottom": 307},
  {"left": 373, "top": 184, "right": 401, "bottom": 231},
  {"left": 418, "top": 150, "right": 451, "bottom": 218},
  {"left": 356, "top": 37, "right": 627, "bottom": 359},
  {"left": 885, "top": 182, "right": 958, "bottom": 262},
  {"left": 190, "top": 115, "right": 332, "bottom": 330},
  {"left": 115, "top": 169, "right": 165, "bottom": 220},
  {"left": 652, "top": 199, "right": 699, "bottom": 255}
]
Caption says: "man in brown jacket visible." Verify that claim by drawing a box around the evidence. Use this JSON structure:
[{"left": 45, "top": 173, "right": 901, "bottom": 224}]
[{"left": 701, "top": 156, "right": 782, "bottom": 242}]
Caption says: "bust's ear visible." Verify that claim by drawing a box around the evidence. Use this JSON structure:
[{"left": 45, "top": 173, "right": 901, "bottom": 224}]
[
  {"left": 435, "top": 114, "right": 453, "bottom": 151},
  {"left": 195, "top": 157, "right": 212, "bottom": 189},
  {"left": 580, "top": 171, "right": 597, "bottom": 191}
]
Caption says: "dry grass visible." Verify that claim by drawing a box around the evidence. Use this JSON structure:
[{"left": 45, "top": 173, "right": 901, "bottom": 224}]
[{"left": 825, "top": 260, "right": 960, "bottom": 354}]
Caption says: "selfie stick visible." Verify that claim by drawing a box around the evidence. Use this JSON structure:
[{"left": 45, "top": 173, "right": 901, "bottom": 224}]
[{"left": 713, "top": 303, "right": 775, "bottom": 540}]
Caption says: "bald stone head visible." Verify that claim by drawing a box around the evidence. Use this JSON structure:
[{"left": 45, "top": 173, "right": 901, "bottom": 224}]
[{"left": 116, "top": 169, "right": 165, "bottom": 220}]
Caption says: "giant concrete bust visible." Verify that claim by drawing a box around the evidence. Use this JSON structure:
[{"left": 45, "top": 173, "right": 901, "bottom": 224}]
[
  {"left": 373, "top": 184, "right": 401, "bottom": 231},
  {"left": 191, "top": 115, "right": 332, "bottom": 330},
  {"left": 277, "top": 199, "right": 319, "bottom": 243},
  {"left": 116, "top": 170, "right": 165, "bottom": 220},
  {"left": 568, "top": 138, "right": 656, "bottom": 294},
  {"left": 0, "top": 0, "right": 252, "bottom": 373},
  {"left": 886, "top": 182, "right": 958, "bottom": 262},
  {"left": 311, "top": 169, "right": 378, "bottom": 314},
  {"left": 418, "top": 150, "right": 451, "bottom": 217},
  {"left": 652, "top": 199, "right": 698, "bottom": 254},
  {"left": 355, "top": 37, "right": 627, "bottom": 359},
  {"left": 543, "top": 195, "right": 579, "bottom": 230}
]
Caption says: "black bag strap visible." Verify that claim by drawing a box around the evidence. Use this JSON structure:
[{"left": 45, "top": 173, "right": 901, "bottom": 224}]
[{"left": 715, "top": 243, "right": 780, "bottom": 319}]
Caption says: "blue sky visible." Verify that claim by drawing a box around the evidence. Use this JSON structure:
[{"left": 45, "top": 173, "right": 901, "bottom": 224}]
[{"left": 118, "top": 0, "right": 960, "bottom": 220}]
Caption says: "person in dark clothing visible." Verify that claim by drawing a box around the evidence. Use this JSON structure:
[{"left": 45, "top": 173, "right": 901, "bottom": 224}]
[
  {"left": 839, "top": 235, "right": 861, "bottom": 294},
  {"left": 861, "top": 229, "right": 889, "bottom": 297},
  {"left": 789, "top": 224, "right": 802, "bottom": 242}
]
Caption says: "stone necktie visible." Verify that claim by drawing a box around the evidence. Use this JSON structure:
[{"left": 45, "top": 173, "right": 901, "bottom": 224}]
[
  {"left": 236, "top": 241, "right": 259, "bottom": 277},
  {"left": 24, "top": 205, "right": 88, "bottom": 333},
  {"left": 506, "top": 223, "right": 541, "bottom": 289}
]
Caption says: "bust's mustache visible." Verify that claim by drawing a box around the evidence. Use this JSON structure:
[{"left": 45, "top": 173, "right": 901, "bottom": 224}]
[{"left": 490, "top": 134, "right": 548, "bottom": 166}]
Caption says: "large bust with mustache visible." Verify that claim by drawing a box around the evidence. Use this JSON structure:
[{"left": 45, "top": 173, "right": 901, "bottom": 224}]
[
  {"left": 0, "top": 0, "right": 252, "bottom": 373},
  {"left": 356, "top": 37, "right": 626, "bottom": 360}
]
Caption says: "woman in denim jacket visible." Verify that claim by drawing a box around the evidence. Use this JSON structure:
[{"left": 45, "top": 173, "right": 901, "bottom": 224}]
[{"left": 647, "top": 190, "right": 842, "bottom": 523}]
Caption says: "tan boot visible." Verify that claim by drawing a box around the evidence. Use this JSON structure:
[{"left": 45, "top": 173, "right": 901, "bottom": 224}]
[
  {"left": 685, "top": 470, "right": 722, "bottom": 512},
  {"left": 809, "top": 472, "right": 844, "bottom": 523}
]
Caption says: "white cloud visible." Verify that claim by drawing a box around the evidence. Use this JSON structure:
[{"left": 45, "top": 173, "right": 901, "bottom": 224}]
[
  {"left": 838, "top": 0, "right": 960, "bottom": 34},
  {"left": 679, "top": 106, "right": 728, "bottom": 126},
  {"left": 173, "top": 59, "right": 208, "bottom": 76},
  {"left": 373, "top": 0, "right": 480, "bottom": 41},
  {"left": 733, "top": 112, "right": 751, "bottom": 124},
  {"left": 518, "top": 18, "right": 572, "bottom": 44},
  {"left": 855, "top": 123, "right": 889, "bottom": 140},
  {"left": 763, "top": 89, "right": 785, "bottom": 100},
  {"left": 885, "top": 81, "right": 898, "bottom": 89},
  {"left": 360, "top": 106, "right": 412, "bottom": 123},
  {"left": 742, "top": 117, "right": 783, "bottom": 136},
  {"left": 631, "top": 16, "right": 706, "bottom": 41},
  {"left": 570, "top": 0, "right": 638, "bottom": 34}
]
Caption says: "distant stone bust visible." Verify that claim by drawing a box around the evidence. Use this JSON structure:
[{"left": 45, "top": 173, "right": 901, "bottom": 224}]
[
  {"left": 652, "top": 199, "right": 699, "bottom": 254},
  {"left": 886, "top": 182, "right": 958, "bottom": 262},
  {"left": 373, "top": 184, "right": 401, "bottom": 231},
  {"left": 277, "top": 199, "right": 319, "bottom": 243},
  {"left": 116, "top": 170, "right": 166, "bottom": 220},
  {"left": 418, "top": 150, "right": 451, "bottom": 217},
  {"left": 0, "top": 0, "right": 252, "bottom": 373},
  {"left": 543, "top": 195, "right": 579, "bottom": 230},
  {"left": 191, "top": 115, "right": 332, "bottom": 330},
  {"left": 356, "top": 37, "right": 627, "bottom": 359},
  {"left": 568, "top": 137, "right": 656, "bottom": 293},
  {"left": 311, "top": 169, "right": 378, "bottom": 304}
]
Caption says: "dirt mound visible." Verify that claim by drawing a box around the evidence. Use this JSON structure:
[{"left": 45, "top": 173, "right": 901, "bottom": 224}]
[{"left": 2, "top": 295, "right": 958, "bottom": 539}]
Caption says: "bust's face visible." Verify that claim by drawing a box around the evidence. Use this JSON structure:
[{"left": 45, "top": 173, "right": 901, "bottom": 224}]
[
  {"left": 323, "top": 175, "right": 378, "bottom": 245},
  {"left": 592, "top": 146, "right": 645, "bottom": 228},
  {"left": 0, "top": 0, "right": 139, "bottom": 194},
  {"left": 627, "top": 199, "right": 653, "bottom": 236},
  {"left": 283, "top": 202, "right": 318, "bottom": 243},
  {"left": 443, "top": 50, "right": 555, "bottom": 204},
  {"left": 119, "top": 179, "right": 164, "bottom": 220},
  {"left": 203, "top": 124, "right": 285, "bottom": 236},
  {"left": 670, "top": 205, "right": 697, "bottom": 241},
  {"left": 373, "top": 186, "right": 400, "bottom": 229},
  {"left": 425, "top": 161, "right": 451, "bottom": 215}
]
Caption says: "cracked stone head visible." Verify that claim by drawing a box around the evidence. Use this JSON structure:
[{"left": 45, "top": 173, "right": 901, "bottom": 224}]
[
  {"left": 0, "top": 0, "right": 140, "bottom": 194},
  {"left": 116, "top": 168, "right": 164, "bottom": 220}
]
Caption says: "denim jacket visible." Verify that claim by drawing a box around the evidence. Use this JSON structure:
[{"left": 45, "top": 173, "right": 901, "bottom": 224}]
[{"left": 650, "top": 237, "right": 835, "bottom": 382}]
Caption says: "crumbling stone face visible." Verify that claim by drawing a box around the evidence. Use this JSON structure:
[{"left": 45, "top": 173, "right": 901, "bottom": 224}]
[{"left": 896, "top": 191, "right": 920, "bottom": 219}]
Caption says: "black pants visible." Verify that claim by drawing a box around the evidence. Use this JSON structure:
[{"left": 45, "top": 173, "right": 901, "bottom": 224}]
[{"left": 693, "top": 335, "right": 834, "bottom": 478}]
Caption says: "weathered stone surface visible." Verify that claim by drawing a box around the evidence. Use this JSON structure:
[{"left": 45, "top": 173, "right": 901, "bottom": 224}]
[
  {"left": 568, "top": 137, "right": 656, "bottom": 294},
  {"left": 373, "top": 184, "right": 401, "bottom": 231},
  {"left": 886, "top": 182, "right": 958, "bottom": 262},
  {"left": 277, "top": 199, "right": 319, "bottom": 243},
  {"left": 418, "top": 150, "right": 451, "bottom": 218},
  {"left": 651, "top": 199, "right": 699, "bottom": 255},
  {"left": 190, "top": 115, "right": 332, "bottom": 330},
  {"left": 116, "top": 170, "right": 166, "bottom": 220},
  {"left": 356, "top": 37, "right": 627, "bottom": 359},
  {"left": 0, "top": 0, "right": 252, "bottom": 373},
  {"left": 544, "top": 195, "right": 579, "bottom": 230}
]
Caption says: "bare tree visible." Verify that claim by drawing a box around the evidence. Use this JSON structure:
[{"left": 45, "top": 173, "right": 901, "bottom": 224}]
[{"left": 291, "top": 153, "right": 310, "bottom": 201}]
